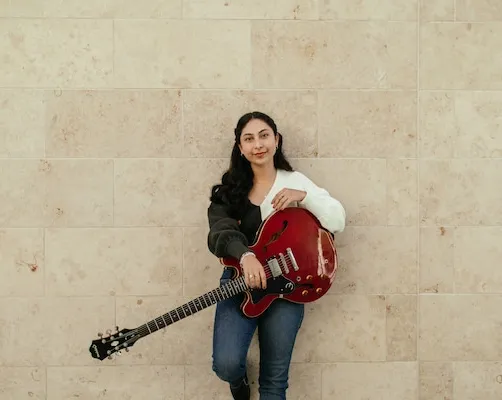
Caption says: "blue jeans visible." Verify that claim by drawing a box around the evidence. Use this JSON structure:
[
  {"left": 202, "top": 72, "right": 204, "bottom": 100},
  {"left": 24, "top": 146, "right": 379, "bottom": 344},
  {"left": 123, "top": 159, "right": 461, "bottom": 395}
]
[{"left": 212, "top": 268, "right": 305, "bottom": 400}]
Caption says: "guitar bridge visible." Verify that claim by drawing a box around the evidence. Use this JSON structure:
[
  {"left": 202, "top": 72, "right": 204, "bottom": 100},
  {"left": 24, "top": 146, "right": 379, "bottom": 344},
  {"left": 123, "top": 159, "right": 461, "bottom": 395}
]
[
  {"left": 286, "top": 248, "right": 299, "bottom": 271},
  {"left": 279, "top": 252, "right": 289, "bottom": 274}
]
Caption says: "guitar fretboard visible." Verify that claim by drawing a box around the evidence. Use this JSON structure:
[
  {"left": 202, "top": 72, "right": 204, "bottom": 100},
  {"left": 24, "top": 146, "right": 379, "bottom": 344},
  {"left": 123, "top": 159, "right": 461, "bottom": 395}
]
[{"left": 136, "top": 276, "right": 248, "bottom": 338}]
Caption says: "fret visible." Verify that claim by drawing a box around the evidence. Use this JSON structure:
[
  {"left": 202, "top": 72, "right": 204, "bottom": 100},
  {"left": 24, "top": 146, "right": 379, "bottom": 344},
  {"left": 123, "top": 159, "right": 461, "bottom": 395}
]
[{"left": 183, "top": 303, "right": 191, "bottom": 316}]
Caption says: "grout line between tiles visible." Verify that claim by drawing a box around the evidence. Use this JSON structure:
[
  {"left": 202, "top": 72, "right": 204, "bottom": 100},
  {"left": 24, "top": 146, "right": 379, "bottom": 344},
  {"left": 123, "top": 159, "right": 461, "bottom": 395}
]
[
  {"left": 45, "top": 366, "right": 48, "bottom": 399},
  {"left": 316, "top": 90, "right": 320, "bottom": 159},
  {"left": 416, "top": 0, "right": 421, "bottom": 394},
  {"left": 112, "top": 160, "right": 115, "bottom": 226},
  {"left": 181, "top": 90, "right": 185, "bottom": 157},
  {"left": 4, "top": 87, "right": 502, "bottom": 92},
  {"left": 112, "top": 19, "right": 115, "bottom": 79},
  {"left": 43, "top": 228, "right": 46, "bottom": 297},
  {"left": 181, "top": 228, "right": 185, "bottom": 297}
]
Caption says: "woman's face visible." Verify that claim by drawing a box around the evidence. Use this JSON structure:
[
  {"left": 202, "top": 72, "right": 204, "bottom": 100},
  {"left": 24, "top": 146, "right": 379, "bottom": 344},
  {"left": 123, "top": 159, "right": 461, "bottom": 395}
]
[{"left": 238, "top": 118, "right": 278, "bottom": 166}]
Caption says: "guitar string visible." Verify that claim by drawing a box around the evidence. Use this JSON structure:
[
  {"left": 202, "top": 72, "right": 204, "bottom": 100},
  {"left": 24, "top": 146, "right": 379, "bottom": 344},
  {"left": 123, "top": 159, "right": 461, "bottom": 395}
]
[
  {"left": 131, "top": 258, "right": 297, "bottom": 335},
  {"left": 108, "top": 257, "right": 304, "bottom": 354}
]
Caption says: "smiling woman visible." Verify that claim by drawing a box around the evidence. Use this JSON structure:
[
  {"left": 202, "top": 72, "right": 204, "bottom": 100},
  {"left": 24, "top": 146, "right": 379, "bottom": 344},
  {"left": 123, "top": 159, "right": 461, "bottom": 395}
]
[{"left": 206, "top": 111, "right": 346, "bottom": 400}]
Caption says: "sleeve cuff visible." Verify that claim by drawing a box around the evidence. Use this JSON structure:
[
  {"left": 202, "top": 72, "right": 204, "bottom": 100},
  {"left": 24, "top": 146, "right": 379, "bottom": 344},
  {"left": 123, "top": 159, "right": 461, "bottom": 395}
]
[{"left": 226, "top": 240, "right": 250, "bottom": 260}]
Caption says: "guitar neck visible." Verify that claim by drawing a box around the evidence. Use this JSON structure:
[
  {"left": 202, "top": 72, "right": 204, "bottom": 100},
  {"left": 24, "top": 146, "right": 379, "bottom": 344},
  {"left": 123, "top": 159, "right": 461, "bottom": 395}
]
[{"left": 136, "top": 275, "right": 247, "bottom": 338}]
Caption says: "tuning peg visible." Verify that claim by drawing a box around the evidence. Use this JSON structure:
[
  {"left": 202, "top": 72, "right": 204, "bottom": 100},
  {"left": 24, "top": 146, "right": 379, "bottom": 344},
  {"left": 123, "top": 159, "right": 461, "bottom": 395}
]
[
  {"left": 125, "top": 348, "right": 129, "bottom": 352},
  {"left": 106, "top": 329, "right": 112, "bottom": 335},
  {"left": 116, "top": 350, "right": 122, "bottom": 356},
  {"left": 107, "top": 355, "right": 113, "bottom": 359},
  {"left": 97, "top": 332, "right": 103, "bottom": 338}
]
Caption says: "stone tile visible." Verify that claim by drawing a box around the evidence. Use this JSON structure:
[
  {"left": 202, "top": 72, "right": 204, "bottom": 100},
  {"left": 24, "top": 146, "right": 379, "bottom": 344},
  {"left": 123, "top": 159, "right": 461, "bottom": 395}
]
[
  {"left": 322, "top": 362, "right": 418, "bottom": 399},
  {"left": 183, "top": 227, "right": 226, "bottom": 297},
  {"left": 0, "top": 20, "right": 112, "bottom": 88},
  {"left": 455, "top": 227, "right": 502, "bottom": 293},
  {"left": 114, "top": 20, "right": 251, "bottom": 88},
  {"left": 332, "top": 227, "right": 417, "bottom": 294},
  {"left": 291, "top": 159, "right": 387, "bottom": 225},
  {"left": 419, "top": 362, "right": 453, "bottom": 400},
  {"left": 114, "top": 158, "right": 228, "bottom": 227},
  {"left": 0, "top": 160, "right": 46, "bottom": 227},
  {"left": 45, "top": 228, "right": 182, "bottom": 296},
  {"left": 0, "top": 229, "right": 44, "bottom": 296},
  {"left": 285, "top": 363, "right": 323, "bottom": 400},
  {"left": 457, "top": 0, "right": 502, "bottom": 21},
  {"left": 115, "top": 296, "right": 215, "bottom": 365},
  {"left": 420, "top": 23, "right": 502, "bottom": 89},
  {"left": 0, "top": 90, "right": 45, "bottom": 158},
  {"left": 419, "top": 159, "right": 502, "bottom": 226},
  {"left": 184, "top": 364, "right": 229, "bottom": 400},
  {"left": 47, "top": 366, "right": 184, "bottom": 399},
  {"left": 183, "top": 0, "right": 318, "bottom": 19},
  {"left": 386, "top": 295, "right": 417, "bottom": 361},
  {"left": 320, "top": 0, "right": 417, "bottom": 20},
  {"left": 387, "top": 159, "right": 418, "bottom": 226},
  {"left": 252, "top": 21, "right": 416, "bottom": 89},
  {"left": 198, "top": 357, "right": 323, "bottom": 399},
  {"left": 183, "top": 90, "right": 318, "bottom": 158},
  {"left": 0, "top": 159, "right": 113, "bottom": 227},
  {"left": 454, "top": 362, "right": 502, "bottom": 399},
  {"left": 420, "top": 0, "right": 454, "bottom": 21},
  {"left": 0, "top": 297, "right": 114, "bottom": 366},
  {"left": 419, "top": 227, "right": 454, "bottom": 293},
  {"left": 419, "top": 295, "right": 502, "bottom": 360},
  {"left": 292, "top": 295, "right": 387, "bottom": 362},
  {"left": 0, "top": 0, "right": 182, "bottom": 17},
  {"left": 46, "top": 159, "right": 113, "bottom": 227},
  {"left": 46, "top": 90, "right": 182, "bottom": 158},
  {"left": 0, "top": 367, "right": 46, "bottom": 400},
  {"left": 419, "top": 91, "right": 502, "bottom": 158},
  {"left": 186, "top": 363, "right": 322, "bottom": 400},
  {"left": 318, "top": 91, "right": 417, "bottom": 158}
]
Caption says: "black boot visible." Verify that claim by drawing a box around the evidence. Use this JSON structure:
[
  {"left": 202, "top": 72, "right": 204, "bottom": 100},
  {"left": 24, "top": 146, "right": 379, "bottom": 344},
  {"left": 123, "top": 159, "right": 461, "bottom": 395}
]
[{"left": 230, "top": 373, "right": 250, "bottom": 400}]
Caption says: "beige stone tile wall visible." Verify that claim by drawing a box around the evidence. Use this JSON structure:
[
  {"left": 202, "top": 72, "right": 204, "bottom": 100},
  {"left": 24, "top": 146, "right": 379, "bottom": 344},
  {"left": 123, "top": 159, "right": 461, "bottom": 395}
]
[{"left": 1, "top": 1, "right": 501, "bottom": 399}]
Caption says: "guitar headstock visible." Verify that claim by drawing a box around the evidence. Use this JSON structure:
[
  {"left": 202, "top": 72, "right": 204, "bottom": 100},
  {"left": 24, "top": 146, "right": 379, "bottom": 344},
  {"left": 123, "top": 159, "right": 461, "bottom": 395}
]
[{"left": 89, "top": 326, "right": 140, "bottom": 361}]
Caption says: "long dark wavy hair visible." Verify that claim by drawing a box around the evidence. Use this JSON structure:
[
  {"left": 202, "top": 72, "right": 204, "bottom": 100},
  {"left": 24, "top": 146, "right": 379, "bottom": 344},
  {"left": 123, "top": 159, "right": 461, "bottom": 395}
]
[{"left": 210, "top": 111, "right": 294, "bottom": 218}]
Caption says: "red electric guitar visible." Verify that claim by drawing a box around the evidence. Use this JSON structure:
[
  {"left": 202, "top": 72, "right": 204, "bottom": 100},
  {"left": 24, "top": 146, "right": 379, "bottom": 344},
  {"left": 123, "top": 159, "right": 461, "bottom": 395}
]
[{"left": 89, "top": 207, "right": 338, "bottom": 361}]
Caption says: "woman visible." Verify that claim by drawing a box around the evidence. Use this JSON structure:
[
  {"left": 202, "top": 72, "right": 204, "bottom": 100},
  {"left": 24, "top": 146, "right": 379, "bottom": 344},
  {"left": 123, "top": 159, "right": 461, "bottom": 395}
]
[{"left": 207, "top": 111, "right": 346, "bottom": 400}]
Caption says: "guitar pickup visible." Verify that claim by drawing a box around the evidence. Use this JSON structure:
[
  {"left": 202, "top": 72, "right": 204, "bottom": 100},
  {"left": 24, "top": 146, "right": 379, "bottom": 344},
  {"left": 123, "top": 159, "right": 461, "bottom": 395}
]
[{"left": 267, "top": 258, "right": 283, "bottom": 278}]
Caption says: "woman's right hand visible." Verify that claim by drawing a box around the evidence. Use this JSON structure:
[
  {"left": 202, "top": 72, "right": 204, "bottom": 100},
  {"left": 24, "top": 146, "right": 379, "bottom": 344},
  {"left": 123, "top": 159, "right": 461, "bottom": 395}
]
[{"left": 241, "top": 255, "right": 267, "bottom": 290}]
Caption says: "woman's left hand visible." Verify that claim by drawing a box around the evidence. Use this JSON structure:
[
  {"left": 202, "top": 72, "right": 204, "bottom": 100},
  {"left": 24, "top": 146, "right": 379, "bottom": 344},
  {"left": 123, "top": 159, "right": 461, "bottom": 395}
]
[{"left": 271, "top": 188, "right": 307, "bottom": 210}]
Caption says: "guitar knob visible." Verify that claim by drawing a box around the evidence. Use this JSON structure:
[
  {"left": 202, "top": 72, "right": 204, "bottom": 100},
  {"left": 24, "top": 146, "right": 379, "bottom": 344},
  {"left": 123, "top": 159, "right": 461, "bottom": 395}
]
[
  {"left": 306, "top": 275, "right": 313, "bottom": 281},
  {"left": 302, "top": 290, "right": 308, "bottom": 296},
  {"left": 316, "top": 288, "right": 323, "bottom": 294}
]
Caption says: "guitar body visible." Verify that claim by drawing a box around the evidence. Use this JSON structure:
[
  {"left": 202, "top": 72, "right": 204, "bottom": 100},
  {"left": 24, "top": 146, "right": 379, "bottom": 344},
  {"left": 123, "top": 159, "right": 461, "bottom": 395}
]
[
  {"left": 89, "top": 206, "right": 339, "bottom": 361},
  {"left": 220, "top": 206, "right": 338, "bottom": 318}
]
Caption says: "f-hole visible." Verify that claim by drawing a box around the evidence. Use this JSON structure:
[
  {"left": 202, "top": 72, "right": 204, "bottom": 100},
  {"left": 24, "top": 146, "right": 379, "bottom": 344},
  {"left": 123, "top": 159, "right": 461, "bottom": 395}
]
[{"left": 263, "top": 220, "right": 288, "bottom": 252}]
